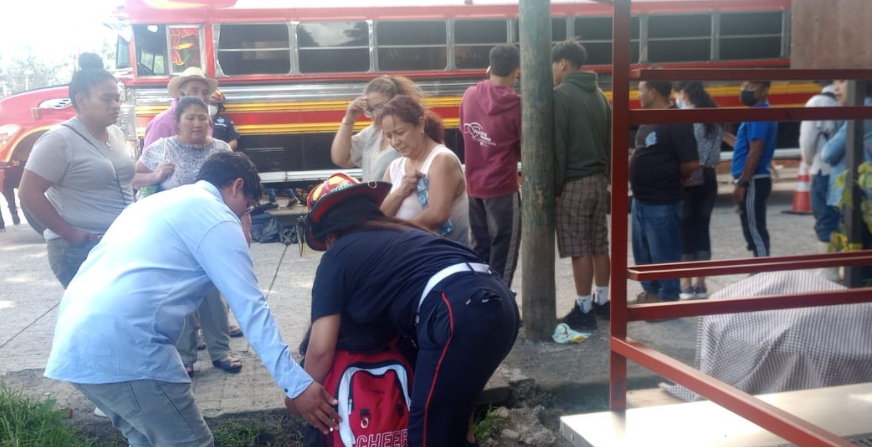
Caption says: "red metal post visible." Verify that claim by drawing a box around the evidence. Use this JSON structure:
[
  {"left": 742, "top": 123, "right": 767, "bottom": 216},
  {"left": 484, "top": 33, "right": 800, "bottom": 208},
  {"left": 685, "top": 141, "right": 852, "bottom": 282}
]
[
  {"left": 611, "top": 339, "right": 856, "bottom": 447},
  {"left": 608, "top": 0, "right": 631, "bottom": 412},
  {"left": 633, "top": 68, "right": 872, "bottom": 81},
  {"left": 626, "top": 288, "right": 872, "bottom": 321},
  {"left": 629, "top": 106, "right": 872, "bottom": 126},
  {"left": 628, "top": 250, "right": 872, "bottom": 280}
]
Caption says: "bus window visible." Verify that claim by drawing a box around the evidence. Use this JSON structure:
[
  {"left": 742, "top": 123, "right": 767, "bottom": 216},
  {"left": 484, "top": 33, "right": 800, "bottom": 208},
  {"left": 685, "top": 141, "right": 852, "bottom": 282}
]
[
  {"left": 455, "top": 19, "right": 508, "bottom": 70},
  {"left": 217, "top": 24, "right": 291, "bottom": 75},
  {"left": 298, "top": 21, "right": 369, "bottom": 73},
  {"left": 719, "top": 12, "right": 783, "bottom": 60},
  {"left": 574, "top": 16, "right": 640, "bottom": 65},
  {"left": 647, "top": 14, "right": 711, "bottom": 63},
  {"left": 133, "top": 24, "right": 168, "bottom": 76},
  {"left": 169, "top": 26, "right": 202, "bottom": 74},
  {"left": 377, "top": 21, "right": 447, "bottom": 71},
  {"left": 512, "top": 18, "right": 567, "bottom": 44},
  {"left": 116, "top": 36, "right": 131, "bottom": 70}
]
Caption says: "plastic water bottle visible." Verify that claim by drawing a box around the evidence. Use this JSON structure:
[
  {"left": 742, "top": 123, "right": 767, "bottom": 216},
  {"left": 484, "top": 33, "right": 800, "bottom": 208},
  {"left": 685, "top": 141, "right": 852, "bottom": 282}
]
[{"left": 416, "top": 177, "right": 452, "bottom": 236}]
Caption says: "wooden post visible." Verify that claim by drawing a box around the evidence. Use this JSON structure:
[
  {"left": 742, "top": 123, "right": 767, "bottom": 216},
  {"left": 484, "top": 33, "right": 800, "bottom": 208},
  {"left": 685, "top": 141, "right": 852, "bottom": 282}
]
[
  {"left": 843, "top": 80, "right": 868, "bottom": 288},
  {"left": 518, "top": 0, "right": 555, "bottom": 340}
]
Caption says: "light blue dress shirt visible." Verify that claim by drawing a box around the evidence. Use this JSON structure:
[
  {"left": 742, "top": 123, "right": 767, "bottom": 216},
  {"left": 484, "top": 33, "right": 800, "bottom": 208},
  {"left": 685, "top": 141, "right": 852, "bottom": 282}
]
[
  {"left": 45, "top": 181, "right": 313, "bottom": 398},
  {"left": 821, "top": 97, "right": 872, "bottom": 207}
]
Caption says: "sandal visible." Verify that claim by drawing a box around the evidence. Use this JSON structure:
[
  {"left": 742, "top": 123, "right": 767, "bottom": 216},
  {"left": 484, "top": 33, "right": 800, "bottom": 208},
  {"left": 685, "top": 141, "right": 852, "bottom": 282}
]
[
  {"left": 212, "top": 356, "right": 243, "bottom": 373},
  {"left": 229, "top": 325, "right": 243, "bottom": 338},
  {"left": 184, "top": 362, "right": 195, "bottom": 377}
]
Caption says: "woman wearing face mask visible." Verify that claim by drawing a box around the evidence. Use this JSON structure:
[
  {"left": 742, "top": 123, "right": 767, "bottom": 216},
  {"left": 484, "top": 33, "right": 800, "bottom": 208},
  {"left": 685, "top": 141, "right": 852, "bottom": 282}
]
[
  {"left": 331, "top": 76, "right": 424, "bottom": 182},
  {"left": 19, "top": 53, "right": 135, "bottom": 288},
  {"left": 378, "top": 95, "right": 470, "bottom": 246},
  {"left": 673, "top": 82, "right": 724, "bottom": 299},
  {"left": 133, "top": 96, "right": 243, "bottom": 377}
]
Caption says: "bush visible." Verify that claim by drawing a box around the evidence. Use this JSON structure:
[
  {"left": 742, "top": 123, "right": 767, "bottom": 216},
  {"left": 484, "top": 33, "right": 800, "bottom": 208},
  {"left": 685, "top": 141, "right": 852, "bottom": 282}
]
[{"left": 0, "top": 383, "right": 95, "bottom": 447}]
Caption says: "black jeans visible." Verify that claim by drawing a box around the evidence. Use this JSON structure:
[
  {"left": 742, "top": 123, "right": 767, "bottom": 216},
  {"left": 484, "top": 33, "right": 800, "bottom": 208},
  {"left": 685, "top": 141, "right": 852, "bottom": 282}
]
[
  {"left": 468, "top": 193, "right": 521, "bottom": 288},
  {"left": 410, "top": 271, "right": 519, "bottom": 447},
  {"left": 738, "top": 177, "right": 772, "bottom": 257},
  {"left": 680, "top": 168, "right": 718, "bottom": 261}
]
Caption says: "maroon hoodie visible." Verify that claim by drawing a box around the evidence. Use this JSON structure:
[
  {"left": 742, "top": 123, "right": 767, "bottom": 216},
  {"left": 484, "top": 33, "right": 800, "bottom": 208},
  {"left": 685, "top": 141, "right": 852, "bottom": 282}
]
[{"left": 460, "top": 80, "right": 522, "bottom": 198}]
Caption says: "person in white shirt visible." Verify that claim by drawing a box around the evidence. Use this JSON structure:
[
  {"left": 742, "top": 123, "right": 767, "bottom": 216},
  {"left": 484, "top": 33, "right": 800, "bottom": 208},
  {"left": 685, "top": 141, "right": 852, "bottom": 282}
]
[
  {"left": 799, "top": 84, "right": 841, "bottom": 281},
  {"left": 45, "top": 152, "right": 339, "bottom": 447}
]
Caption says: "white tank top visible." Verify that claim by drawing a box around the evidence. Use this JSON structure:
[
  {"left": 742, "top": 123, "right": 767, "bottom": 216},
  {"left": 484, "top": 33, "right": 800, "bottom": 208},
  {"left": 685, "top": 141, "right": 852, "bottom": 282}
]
[{"left": 387, "top": 145, "right": 470, "bottom": 246}]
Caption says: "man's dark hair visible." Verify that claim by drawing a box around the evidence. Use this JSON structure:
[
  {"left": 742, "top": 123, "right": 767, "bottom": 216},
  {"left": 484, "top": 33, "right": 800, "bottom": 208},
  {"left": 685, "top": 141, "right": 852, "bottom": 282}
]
[
  {"left": 489, "top": 44, "right": 520, "bottom": 77},
  {"left": 551, "top": 39, "right": 588, "bottom": 69},
  {"left": 646, "top": 81, "right": 672, "bottom": 99},
  {"left": 196, "top": 152, "right": 263, "bottom": 202}
]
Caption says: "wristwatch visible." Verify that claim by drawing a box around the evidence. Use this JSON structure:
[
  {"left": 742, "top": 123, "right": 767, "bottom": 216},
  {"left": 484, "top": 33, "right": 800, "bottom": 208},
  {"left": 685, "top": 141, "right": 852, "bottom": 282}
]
[{"left": 734, "top": 178, "right": 750, "bottom": 187}]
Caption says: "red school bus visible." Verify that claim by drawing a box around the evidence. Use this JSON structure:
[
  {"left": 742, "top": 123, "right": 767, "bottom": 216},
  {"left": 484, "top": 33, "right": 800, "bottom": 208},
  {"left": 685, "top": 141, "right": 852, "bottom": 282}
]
[{"left": 0, "top": 0, "right": 817, "bottom": 190}]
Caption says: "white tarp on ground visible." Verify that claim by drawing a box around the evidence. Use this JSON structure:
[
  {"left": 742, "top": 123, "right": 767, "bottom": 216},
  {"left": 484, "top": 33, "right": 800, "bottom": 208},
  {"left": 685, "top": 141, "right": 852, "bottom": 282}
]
[{"left": 666, "top": 270, "right": 872, "bottom": 401}]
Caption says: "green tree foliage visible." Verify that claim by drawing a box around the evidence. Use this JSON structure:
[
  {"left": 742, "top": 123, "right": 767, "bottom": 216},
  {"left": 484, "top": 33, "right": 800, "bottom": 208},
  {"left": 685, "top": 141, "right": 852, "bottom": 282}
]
[{"left": 0, "top": 46, "right": 75, "bottom": 95}]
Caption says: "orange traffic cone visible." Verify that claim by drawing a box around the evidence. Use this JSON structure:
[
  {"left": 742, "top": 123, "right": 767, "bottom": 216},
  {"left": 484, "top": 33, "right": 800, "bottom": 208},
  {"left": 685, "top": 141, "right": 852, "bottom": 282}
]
[{"left": 783, "top": 160, "right": 812, "bottom": 215}]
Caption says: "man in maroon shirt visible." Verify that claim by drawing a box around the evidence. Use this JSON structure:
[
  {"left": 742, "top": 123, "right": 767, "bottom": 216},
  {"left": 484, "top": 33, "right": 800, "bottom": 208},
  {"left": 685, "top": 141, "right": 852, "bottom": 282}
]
[{"left": 460, "top": 44, "right": 522, "bottom": 287}]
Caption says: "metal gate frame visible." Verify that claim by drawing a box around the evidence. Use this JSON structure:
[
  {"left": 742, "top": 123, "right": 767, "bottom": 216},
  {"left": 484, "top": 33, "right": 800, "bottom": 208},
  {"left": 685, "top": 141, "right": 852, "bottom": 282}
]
[{"left": 605, "top": 1, "right": 872, "bottom": 446}]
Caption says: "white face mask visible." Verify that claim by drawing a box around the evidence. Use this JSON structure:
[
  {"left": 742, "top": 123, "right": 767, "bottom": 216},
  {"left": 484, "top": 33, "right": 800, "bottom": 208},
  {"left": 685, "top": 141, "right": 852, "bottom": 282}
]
[{"left": 208, "top": 105, "right": 218, "bottom": 117}]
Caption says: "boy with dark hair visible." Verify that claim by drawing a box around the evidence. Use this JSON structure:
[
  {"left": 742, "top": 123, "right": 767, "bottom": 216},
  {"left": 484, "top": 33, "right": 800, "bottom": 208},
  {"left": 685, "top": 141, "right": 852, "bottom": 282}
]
[
  {"left": 630, "top": 81, "right": 699, "bottom": 304},
  {"left": 731, "top": 81, "right": 778, "bottom": 257},
  {"left": 552, "top": 39, "right": 612, "bottom": 331},
  {"left": 460, "top": 43, "right": 522, "bottom": 287}
]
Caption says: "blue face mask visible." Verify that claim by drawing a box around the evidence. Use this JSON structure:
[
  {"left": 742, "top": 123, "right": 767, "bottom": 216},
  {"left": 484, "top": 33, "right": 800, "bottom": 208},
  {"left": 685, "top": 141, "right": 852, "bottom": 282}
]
[{"left": 675, "top": 99, "right": 693, "bottom": 109}]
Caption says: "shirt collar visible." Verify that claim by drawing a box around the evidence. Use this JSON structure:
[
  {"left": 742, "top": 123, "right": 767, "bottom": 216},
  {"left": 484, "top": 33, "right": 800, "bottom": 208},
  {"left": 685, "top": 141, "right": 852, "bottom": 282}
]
[
  {"left": 196, "top": 180, "right": 241, "bottom": 223},
  {"left": 197, "top": 180, "right": 222, "bottom": 200}
]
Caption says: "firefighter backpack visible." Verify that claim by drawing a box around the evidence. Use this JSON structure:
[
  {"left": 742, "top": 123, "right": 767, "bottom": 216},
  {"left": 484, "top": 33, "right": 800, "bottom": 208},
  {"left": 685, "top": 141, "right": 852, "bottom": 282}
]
[{"left": 304, "top": 349, "right": 414, "bottom": 447}]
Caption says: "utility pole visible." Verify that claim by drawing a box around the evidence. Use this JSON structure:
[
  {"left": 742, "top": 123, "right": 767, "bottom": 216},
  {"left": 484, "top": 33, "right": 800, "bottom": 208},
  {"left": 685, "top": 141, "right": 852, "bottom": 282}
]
[
  {"left": 518, "top": 0, "right": 555, "bottom": 340},
  {"left": 843, "top": 80, "right": 868, "bottom": 287}
]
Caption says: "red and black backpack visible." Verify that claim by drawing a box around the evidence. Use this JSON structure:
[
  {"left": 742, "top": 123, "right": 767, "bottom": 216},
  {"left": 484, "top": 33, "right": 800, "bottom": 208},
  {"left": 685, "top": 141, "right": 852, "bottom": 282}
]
[{"left": 304, "top": 349, "right": 414, "bottom": 447}]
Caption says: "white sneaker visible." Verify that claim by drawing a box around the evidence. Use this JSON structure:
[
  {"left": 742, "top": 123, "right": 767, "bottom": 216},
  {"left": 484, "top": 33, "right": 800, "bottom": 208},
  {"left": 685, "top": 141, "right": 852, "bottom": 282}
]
[{"left": 94, "top": 407, "right": 108, "bottom": 418}]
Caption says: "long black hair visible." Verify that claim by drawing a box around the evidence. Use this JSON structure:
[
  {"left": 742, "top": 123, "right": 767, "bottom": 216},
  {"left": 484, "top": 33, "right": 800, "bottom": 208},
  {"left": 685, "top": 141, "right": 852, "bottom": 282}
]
[
  {"left": 69, "top": 53, "right": 114, "bottom": 110},
  {"left": 674, "top": 81, "right": 720, "bottom": 138}
]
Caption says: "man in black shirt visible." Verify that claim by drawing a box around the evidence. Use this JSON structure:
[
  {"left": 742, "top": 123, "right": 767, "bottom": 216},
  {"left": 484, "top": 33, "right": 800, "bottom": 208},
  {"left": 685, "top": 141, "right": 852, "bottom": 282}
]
[{"left": 630, "top": 81, "right": 699, "bottom": 303}]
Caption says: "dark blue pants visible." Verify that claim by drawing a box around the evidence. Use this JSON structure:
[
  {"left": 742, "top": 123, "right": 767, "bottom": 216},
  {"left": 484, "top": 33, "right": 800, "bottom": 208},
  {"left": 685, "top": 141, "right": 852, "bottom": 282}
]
[
  {"left": 632, "top": 199, "right": 683, "bottom": 300},
  {"left": 410, "top": 270, "right": 519, "bottom": 447},
  {"left": 811, "top": 172, "right": 840, "bottom": 242},
  {"left": 738, "top": 177, "right": 772, "bottom": 257}
]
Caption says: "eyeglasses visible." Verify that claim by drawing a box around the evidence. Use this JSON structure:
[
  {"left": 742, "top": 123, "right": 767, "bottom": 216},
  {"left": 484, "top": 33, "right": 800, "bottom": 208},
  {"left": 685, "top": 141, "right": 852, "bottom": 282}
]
[
  {"left": 364, "top": 102, "right": 386, "bottom": 119},
  {"left": 244, "top": 197, "right": 257, "bottom": 215}
]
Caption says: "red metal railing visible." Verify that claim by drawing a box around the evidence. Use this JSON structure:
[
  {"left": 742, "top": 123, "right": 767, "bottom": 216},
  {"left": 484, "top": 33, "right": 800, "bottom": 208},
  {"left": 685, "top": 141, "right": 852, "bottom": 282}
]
[{"left": 607, "top": 1, "right": 872, "bottom": 446}]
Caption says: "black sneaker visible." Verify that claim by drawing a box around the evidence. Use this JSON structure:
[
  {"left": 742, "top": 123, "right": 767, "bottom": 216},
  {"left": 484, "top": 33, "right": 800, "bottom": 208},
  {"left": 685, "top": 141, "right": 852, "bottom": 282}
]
[
  {"left": 562, "top": 304, "right": 597, "bottom": 332},
  {"left": 593, "top": 301, "right": 610, "bottom": 320}
]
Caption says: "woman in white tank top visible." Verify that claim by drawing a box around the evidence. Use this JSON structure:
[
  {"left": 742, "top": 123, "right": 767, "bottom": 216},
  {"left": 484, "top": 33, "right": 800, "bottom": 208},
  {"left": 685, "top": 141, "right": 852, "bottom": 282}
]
[{"left": 378, "top": 96, "right": 470, "bottom": 246}]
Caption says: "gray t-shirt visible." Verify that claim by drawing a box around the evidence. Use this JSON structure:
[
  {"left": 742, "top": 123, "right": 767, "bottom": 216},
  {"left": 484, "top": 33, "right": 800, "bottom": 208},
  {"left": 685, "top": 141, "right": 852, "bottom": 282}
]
[
  {"left": 25, "top": 117, "right": 135, "bottom": 240},
  {"left": 350, "top": 124, "right": 400, "bottom": 182},
  {"left": 140, "top": 137, "right": 232, "bottom": 190}
]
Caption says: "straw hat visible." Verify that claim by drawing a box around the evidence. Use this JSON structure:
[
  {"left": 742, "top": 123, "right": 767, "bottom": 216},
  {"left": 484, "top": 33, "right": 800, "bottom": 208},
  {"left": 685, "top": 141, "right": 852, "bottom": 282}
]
[{"left": 167, "top": 67, "right": 218, "bottom": 98}]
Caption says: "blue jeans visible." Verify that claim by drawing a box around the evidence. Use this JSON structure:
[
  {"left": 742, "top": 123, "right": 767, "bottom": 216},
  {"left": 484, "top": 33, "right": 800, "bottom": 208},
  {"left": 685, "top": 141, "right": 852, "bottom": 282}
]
[
  {"left": 811, "top": 172, "right": 840, "bottom": 242},
  {"left": 632, "top": 199, "right": 682, "bottom": 301},
  {"left": 74, "top": 380, "right": 213, "bottom": 447}
]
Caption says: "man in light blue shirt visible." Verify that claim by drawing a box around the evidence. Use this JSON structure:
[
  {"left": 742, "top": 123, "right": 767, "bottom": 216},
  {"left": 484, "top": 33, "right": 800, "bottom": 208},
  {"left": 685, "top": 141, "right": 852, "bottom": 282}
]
[{"left": 45, "top": 152, "right": 339, "bottom": 447}]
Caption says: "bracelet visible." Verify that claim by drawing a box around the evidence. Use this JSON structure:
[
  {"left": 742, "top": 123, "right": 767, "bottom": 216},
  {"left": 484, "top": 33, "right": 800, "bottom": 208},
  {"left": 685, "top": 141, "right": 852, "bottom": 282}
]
[
  {"left": 341, "top": 119, "right": 354, "bottom": 127},
  {"left": 735, "top": 178, "right": 750, "bottom": 187}
]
